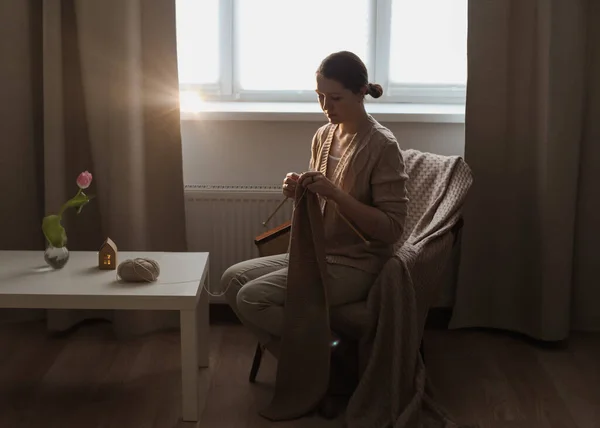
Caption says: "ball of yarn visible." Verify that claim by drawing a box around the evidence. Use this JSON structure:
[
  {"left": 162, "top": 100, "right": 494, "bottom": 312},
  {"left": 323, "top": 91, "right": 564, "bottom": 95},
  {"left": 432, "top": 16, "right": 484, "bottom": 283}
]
[{"left": 117, "top": 258, "right": 160, "bottom": 282}]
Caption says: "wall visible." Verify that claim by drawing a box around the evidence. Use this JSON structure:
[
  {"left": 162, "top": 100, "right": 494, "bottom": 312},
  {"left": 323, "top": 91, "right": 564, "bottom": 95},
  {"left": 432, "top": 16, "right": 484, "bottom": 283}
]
[{"left": 181, "top": 119, "right": 465, "bottom": 186}]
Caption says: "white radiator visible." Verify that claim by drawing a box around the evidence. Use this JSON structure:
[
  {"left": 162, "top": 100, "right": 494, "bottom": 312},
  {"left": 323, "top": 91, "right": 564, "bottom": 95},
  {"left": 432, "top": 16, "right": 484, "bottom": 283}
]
[{"left": 184, "top": 185, "right": 293, "bottom": 303}]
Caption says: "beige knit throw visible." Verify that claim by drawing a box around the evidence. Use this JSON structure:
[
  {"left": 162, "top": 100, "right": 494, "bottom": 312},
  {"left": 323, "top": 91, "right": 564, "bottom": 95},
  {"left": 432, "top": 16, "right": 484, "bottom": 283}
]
[{"left": 259, "top": 185, "right": 332, "bottom": 421}]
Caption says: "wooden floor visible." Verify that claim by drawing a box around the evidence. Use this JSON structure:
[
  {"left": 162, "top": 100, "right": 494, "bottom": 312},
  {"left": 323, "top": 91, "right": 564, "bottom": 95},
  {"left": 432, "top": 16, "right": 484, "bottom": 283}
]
[{"left": 0, "top": 320, "right": 598, "bottom": 428}]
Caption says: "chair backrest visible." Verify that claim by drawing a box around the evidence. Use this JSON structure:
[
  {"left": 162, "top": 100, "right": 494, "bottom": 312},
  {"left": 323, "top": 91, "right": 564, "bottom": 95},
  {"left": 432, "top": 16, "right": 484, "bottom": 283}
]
[{"left": 396, "top": 149, "right": 473, "bottom": 248}]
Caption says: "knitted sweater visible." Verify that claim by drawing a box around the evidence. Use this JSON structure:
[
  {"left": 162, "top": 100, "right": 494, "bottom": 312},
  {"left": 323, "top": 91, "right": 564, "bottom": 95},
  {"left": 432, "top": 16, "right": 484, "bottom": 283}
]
[{"left": 309, "top": 115, "right": 409, "bottom": 274}]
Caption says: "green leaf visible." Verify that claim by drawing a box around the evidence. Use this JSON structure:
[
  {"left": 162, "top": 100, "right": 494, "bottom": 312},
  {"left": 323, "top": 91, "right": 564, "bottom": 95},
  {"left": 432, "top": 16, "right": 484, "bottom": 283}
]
[
  {"left": 77, "top": 193, "right": 95, "bottom": 214},
  {"left": 59, "top": 192, "right": 94, "bottom": 216},
  {"left": 42, "top": 215, "right": 67, "bottom": 248},
  {"left": 64, "top": 193, "right": 90, "bottom": 209}
]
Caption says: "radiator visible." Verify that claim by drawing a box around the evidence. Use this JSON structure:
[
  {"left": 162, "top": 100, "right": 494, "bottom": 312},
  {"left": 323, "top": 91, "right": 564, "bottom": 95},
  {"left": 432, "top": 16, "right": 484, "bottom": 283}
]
[{"left": 184, "top": 185, "right": 293, "bottom": 303}]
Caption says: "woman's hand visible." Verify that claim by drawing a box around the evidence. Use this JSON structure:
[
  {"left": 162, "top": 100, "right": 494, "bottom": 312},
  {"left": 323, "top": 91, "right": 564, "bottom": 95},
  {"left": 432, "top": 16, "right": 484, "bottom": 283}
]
[
  {"left": 297, "top": 171, "right": 340, "bottom": 200},
  {"left": 282, "top": 172, "right": 299, "bottom": 199}
]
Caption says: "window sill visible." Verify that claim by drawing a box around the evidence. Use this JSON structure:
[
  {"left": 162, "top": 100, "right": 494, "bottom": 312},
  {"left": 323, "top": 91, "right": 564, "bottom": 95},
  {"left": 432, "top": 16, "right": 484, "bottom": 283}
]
[{"left": 179, "top": 102, "right": 465, "bottom": 124}]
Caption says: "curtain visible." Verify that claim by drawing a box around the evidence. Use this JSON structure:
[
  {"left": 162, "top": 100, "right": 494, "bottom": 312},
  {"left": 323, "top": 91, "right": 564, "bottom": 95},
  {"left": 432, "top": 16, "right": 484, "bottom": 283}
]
[
  {"left": 0, "top": 0, "right": 46, "bottom": 323},
  {"left": 1, "top": 0, "right": 188, "bottom": 336},
  {"left": 450, "top": 0, "right": 600, "bottom": 341}
]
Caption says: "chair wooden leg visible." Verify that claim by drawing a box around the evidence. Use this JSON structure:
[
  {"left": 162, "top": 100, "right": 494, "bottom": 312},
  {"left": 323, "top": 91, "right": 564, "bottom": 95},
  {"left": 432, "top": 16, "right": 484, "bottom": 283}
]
[
  {"left": 249, "top": 342, "right": 263, "bottom": 383},
  {"left": 420, "top": 340, "right": 425, "bottom": 363}
]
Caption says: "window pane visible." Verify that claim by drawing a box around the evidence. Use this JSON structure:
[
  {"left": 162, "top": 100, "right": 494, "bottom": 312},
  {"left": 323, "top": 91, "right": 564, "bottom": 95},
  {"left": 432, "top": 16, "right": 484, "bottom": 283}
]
[
  {"left": 236, "top": 0, "right": 371, "bottom": 91},
  {"left": 389, "top": 0, "right": 467, "bottom": 86},
  {"left": 176, "top": 0, "right": 219, "bottom": 85}
]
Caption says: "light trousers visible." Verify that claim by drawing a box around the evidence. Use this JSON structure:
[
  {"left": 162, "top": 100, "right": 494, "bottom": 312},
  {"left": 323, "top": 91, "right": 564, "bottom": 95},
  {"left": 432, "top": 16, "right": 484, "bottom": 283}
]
[{"left": 221, "top": 253, "right": 377, "bottom": 349}]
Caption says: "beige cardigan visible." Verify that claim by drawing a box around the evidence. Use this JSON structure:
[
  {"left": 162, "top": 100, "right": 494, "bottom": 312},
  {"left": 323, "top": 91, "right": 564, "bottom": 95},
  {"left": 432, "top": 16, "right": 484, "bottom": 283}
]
[{"left": 309, "top": 115, "right": 409, "bottom": 274}]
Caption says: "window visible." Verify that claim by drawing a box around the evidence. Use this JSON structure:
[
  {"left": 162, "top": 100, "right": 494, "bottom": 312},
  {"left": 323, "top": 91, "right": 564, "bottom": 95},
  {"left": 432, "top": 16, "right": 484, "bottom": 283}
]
[
  {"left": 175, "top": 0, "right": 467, "bottom": 105},
  {"left": 175, "top": 0, "right": 220, "bottom": 87}
]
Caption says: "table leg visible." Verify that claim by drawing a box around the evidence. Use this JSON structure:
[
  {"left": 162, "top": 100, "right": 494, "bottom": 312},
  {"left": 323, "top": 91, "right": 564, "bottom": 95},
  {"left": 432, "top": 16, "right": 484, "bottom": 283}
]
[
  {"left": 180, "top": 307, "right": 200, "bottom": 422},
  {"left": 180, "top": 278, "right": 210, "bottom": 422},
  {"left": 197, "top": 279, "right": 209, "bottom": 368}
]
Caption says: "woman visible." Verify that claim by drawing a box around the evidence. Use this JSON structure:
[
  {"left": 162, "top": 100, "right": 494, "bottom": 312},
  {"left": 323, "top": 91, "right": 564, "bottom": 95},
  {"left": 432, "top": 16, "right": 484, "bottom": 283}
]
[{"left": 221, "top": 51, "right": 409, "bottom": 357}]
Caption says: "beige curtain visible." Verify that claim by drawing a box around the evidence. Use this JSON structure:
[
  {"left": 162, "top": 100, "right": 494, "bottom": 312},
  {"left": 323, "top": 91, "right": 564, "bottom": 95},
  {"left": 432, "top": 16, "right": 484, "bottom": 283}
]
[
  {"left": 450, "top": 0, "right": 600, "bottom": 341},
  {"left": 0, "top": 0, "right": 46, "bottom": 323},
  {"left": 1, "top": 0, "right": 188, "bottom": 336}
]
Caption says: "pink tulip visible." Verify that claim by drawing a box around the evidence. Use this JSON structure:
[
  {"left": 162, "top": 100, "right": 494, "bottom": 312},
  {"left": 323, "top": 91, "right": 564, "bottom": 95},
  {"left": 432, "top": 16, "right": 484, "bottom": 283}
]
[{"left": 76, "top": 171, "right": 93, "bottom": 189}]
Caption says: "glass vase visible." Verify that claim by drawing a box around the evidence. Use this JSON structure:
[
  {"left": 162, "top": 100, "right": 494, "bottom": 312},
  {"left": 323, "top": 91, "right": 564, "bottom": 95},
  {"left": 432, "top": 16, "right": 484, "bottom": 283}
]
[{"left": 44, "top": 245, "right": 70, "bottom": 269}]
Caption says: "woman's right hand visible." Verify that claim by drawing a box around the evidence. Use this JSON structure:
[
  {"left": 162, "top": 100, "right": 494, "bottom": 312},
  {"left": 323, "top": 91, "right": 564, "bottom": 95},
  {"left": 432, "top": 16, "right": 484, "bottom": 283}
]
[{"left": 282, "top": 172, "right": 299, "bottom": 199}]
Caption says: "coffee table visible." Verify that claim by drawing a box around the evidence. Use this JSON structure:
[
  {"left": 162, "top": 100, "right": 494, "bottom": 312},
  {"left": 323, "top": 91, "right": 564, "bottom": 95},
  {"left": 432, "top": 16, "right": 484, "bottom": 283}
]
[{"left": 0, "top": 250, "right": 210, "bottom": 422}]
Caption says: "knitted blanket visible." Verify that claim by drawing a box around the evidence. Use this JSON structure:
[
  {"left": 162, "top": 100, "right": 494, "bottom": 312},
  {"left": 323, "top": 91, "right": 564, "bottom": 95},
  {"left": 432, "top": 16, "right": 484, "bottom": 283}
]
[
  {"left": 345, "top": 149, "right": 475, "bottom": 427},
  {"left": 260, "top": 185, "right": 332, "bottom": 420}
]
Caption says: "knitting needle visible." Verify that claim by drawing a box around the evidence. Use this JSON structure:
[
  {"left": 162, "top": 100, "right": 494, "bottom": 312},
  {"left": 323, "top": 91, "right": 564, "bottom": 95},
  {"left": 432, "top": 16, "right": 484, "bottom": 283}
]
[
  {"left": 263, "top": 170, "right": 315, "bottom": 227},
  {"left": 262, "top": 195, "right": 369, "bottom": 246},
  {"left": 336, "top": 208, "right": 370, "bottom": 246},
  {"left": 262, "top": 197, "right": 289, "bottom": 227}
]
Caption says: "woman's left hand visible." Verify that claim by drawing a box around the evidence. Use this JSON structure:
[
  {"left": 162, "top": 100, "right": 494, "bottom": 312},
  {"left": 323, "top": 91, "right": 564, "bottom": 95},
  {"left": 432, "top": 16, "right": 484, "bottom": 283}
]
[{"left": 297, "top": 171, "right": 340, "bottom": 200}]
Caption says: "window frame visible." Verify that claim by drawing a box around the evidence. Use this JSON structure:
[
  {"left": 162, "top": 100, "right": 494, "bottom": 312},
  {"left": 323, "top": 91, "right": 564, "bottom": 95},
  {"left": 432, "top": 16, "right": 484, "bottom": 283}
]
[{"left": 178, "top": 0, "right": 467, "bottom": 105}]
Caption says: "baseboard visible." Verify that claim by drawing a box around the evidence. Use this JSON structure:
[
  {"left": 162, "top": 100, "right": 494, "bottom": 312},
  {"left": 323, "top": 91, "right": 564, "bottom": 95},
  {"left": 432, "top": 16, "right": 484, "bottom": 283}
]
[{"left": 208, "top": 303, "right": 454, "bottom": 329}]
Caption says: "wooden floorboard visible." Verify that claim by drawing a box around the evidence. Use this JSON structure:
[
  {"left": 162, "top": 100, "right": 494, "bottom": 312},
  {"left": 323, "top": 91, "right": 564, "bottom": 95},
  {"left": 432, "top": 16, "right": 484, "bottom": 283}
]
[{"left": 0, "top": 320, "right": 598, "bottom": 427}]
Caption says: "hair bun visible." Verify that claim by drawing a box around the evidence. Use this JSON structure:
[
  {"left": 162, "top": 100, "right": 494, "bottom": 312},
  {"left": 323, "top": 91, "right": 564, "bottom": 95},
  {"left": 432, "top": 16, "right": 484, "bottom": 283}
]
[{"left": 367, "top": 83, "right": 383, "bottom": 98}]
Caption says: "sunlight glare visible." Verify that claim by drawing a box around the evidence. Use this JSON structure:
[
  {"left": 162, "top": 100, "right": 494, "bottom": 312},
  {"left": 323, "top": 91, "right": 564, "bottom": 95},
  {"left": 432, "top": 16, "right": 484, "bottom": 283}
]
[{"left": 179, "top": 90, "right": 208, "bottom": 113}]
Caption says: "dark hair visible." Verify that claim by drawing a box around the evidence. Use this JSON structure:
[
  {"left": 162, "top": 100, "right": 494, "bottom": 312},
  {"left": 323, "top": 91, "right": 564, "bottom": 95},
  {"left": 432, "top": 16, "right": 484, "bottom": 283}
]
[{"left": 316, "top": 51, "right": 383, "bottom": 99}]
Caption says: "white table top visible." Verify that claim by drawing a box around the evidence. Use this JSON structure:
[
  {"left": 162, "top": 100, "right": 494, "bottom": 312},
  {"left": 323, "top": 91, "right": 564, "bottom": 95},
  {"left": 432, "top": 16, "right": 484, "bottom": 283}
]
[{"left": 0, "top": 251, "right": 209, "bottom": 311}]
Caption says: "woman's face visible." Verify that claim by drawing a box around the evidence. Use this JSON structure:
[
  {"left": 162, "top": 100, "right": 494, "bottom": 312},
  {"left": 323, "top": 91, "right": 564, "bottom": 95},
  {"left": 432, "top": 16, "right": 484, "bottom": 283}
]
[{"left": 315, "top": 74, "right": 364, "bottom": 124}]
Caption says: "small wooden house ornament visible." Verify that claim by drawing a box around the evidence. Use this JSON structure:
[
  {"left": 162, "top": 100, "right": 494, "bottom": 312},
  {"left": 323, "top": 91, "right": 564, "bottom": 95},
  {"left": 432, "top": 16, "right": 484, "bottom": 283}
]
[{"left": 99, "top": 238, "right": 117, "bottom": 270}]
